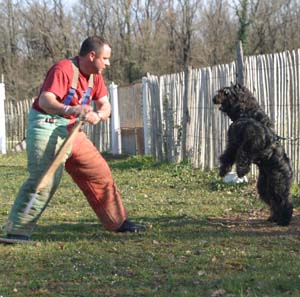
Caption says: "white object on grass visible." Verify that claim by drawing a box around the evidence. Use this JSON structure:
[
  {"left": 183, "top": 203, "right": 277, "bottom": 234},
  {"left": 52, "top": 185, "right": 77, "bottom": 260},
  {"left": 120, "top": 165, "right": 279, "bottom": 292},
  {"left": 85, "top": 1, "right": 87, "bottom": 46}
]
[{"left": 224, "top": 172, "right": 248, "bottom": 184}]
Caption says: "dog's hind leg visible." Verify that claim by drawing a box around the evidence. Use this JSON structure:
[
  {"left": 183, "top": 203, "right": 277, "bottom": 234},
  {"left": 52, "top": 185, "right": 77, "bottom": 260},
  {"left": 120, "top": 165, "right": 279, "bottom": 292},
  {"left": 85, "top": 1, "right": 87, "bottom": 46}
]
[
  {"left": 257, "top": 170, "right": 270, "bottom": 204},
  {"left": 269, "top": 193, "right": 293, "bottom": 226},
  {"left": 257, "top": 168, "right": 278, "bottom": 223},
  {"left": 267, "top": 152, "right": 293, "bottom": 226},
  {"left": 270, "top": 178, "right": 293, "bottom": 226},
  {"left": 258, "top": 166, "right": 293, "bottom": 226},
  {"left": 257, "top": 170, "right": 275, "bottom": 221}
]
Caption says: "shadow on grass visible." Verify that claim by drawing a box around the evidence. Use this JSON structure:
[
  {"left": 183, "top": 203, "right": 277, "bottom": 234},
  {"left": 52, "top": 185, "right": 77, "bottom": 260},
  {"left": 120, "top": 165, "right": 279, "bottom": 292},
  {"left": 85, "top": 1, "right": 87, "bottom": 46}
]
[
  {"left": 33, "top": 211, "right": 300, "bottom": 243},
  {"left": 103, "top": 153, "right": 175, "bottom": 171},
  {"left": 0, "top": 165, "right": 25, "bottom": 169}
]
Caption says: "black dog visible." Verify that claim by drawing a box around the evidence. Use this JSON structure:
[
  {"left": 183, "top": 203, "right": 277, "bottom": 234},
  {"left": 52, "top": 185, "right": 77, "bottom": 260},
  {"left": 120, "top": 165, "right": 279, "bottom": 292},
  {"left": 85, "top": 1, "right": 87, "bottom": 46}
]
[{"left": 212, "top": 84, "right": 293, "bottom": 226}]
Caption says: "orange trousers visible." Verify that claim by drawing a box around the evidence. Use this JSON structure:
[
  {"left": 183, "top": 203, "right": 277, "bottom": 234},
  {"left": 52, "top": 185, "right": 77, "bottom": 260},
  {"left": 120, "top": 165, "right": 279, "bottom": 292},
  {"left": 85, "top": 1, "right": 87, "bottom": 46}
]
[{"left": 65, "top": 131, "right": 128, "bottom": 231}]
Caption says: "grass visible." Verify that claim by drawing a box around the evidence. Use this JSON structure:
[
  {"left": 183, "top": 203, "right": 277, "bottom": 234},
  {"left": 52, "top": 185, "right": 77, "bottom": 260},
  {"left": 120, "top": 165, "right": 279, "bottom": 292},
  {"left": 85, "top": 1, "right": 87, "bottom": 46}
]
[{"left": 0, "top": 152, "right": 300, "bottom": 297}]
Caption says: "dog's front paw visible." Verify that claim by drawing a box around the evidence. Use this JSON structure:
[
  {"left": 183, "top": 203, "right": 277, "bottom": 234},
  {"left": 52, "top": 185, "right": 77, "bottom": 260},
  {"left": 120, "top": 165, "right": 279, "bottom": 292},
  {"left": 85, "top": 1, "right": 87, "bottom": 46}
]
[
  {"left": 236, "top": 166, "right": 250, "bottom": 178},
  {"left": 219, "top": 165, "right": 231, "bottom": 177}
]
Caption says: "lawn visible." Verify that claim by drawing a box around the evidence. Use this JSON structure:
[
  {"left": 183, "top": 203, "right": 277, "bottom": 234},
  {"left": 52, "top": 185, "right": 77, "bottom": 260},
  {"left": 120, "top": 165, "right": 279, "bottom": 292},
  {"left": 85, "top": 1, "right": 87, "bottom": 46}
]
[{"left": 0, "top": 152, "right": 300, "bottom": 297}]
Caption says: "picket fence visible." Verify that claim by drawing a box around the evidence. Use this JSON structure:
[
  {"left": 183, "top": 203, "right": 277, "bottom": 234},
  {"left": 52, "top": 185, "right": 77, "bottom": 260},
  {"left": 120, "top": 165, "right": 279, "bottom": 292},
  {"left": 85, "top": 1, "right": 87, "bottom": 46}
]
[
  {"left": 143, "top": 49, "right": 300, "bottom": 182},
  {"left": 3, "top": 83, "right": 142, "bottom": 154},
  {"left": 4, "top": 98, "right": 111, "bottom": 153}
]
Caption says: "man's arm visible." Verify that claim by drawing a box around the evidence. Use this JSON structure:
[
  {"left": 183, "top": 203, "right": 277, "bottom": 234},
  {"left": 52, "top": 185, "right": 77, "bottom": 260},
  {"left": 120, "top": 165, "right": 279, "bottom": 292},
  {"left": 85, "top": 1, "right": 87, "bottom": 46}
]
[
  {"left": 39, "top": 91, "right": 68, "bottom": 115},
  {"left": 39, "top": 91, "right": 110, "bottom": 125},
  {"left": 39, "top": 91, "right": 93, "bottom": 119},
  {"left": 94, "top": 95, "right": 111, "bottom": 121}
]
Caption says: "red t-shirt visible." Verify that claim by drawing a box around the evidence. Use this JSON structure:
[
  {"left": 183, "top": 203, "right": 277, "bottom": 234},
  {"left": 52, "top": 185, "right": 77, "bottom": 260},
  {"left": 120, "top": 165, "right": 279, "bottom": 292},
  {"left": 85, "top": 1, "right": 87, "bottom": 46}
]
[{"left": 32, "top": 57, "right": 108, "bottom": 117}]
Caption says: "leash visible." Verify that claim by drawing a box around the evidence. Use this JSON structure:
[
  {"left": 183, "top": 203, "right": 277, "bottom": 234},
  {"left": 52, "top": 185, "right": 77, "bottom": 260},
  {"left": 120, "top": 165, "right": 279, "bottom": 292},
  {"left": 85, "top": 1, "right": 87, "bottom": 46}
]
[{"left": 275, "top": 134, "right": 300, "bottom": 142}]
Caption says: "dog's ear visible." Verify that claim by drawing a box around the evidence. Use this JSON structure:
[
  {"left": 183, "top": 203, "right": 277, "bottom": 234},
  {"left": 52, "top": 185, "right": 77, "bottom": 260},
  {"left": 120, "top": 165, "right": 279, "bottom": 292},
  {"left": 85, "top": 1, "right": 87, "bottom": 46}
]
[{"left": 230, "top": 82, "right": 240, "bottom": 95}]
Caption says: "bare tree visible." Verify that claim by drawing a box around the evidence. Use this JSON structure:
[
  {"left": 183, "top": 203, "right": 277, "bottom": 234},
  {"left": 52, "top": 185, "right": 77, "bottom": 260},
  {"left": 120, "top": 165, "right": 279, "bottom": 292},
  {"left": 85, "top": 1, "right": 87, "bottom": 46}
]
[
  {"left": 235, "top": 0, "right": 250, "bottom": 53},
  {"left": 132, "top": 0, "right": 163, "bottom": 74},
  {"left": 247, "top": 0, "right": 300, "bottom": 54},
  {"left": 0, "top": 0, "right": 23, "bottom": 99},
  {"left": 0, "top": 0, "right": 76, "bottom": 99},
  {"left": 195, "top": 0, "right": 236, "bottom": 66},
  {"left": 74, "top": 0, "right": 109, "bottom": 37}
]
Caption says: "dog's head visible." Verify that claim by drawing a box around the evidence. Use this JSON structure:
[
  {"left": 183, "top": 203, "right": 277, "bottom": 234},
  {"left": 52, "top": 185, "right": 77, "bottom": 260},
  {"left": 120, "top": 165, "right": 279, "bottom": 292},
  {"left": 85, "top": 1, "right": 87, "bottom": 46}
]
[{"left": 212, "top": 83, "right": 259, "bottom": 121}]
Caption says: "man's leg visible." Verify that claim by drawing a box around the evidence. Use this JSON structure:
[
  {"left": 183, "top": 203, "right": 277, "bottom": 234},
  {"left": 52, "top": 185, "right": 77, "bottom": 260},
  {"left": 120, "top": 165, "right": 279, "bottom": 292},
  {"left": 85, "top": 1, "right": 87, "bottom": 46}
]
[
  {"left": 65, "top": 131, "right": 128, "bottom": 231},
  {"left": 5, "top": 109, "right": 69, "bottom": 238}
]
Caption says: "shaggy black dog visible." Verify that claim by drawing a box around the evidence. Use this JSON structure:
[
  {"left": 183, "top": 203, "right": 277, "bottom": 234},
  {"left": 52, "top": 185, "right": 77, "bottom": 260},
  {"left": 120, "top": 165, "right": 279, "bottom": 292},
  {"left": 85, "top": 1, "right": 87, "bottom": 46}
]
[{"left": 212, "top": 83, "right": 293, "bottom": 226}]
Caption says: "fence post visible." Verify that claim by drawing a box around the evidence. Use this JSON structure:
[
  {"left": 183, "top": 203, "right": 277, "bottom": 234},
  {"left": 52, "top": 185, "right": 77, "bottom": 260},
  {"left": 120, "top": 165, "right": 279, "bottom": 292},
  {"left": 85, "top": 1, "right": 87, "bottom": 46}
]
[
  {"left": 236, "top": 40, "right": 244, "bottom": 85},
  {"left": 182, "top": 65, "right": 192, "bottom": 161},
  {"left": 142, "top": 77, "right": 151, "bottom": 155},
  {"left": 0, "top": 75, "right": 6, "bottom": 154},
  {"left": 109, "top": 82, "right": 121, "bottom": 155}
]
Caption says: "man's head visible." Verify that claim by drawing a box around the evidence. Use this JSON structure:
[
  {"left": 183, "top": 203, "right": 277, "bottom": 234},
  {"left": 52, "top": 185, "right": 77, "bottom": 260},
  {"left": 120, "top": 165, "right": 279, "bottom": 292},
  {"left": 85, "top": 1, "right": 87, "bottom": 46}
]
[
  {"left": 79, "top": 36, "right": 112, "bottom": 75},
  {"left": 79, "top": 36, "right": 111, "bottom": 57}
]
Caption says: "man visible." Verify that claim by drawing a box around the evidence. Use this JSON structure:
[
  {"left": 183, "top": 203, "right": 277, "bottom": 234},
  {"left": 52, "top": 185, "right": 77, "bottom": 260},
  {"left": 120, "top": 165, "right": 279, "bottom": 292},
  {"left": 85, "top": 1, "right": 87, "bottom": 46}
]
[{"left": 3, "top": 36, "right": 145, "bottom": 242}]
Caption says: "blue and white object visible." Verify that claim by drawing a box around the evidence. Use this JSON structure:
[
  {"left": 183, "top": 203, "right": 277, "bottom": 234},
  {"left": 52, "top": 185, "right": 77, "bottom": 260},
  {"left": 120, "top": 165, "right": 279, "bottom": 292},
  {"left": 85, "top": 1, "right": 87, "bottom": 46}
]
[{"left": 224, "top": 172, "right": 248, "bottom": 184}]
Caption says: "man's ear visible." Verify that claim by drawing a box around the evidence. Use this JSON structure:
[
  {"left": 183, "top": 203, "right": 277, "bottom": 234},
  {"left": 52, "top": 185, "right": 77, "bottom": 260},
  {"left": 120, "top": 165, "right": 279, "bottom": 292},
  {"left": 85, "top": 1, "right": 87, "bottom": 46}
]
[{"left": 89, "top": 51, "right": 96, "bottom": 61}]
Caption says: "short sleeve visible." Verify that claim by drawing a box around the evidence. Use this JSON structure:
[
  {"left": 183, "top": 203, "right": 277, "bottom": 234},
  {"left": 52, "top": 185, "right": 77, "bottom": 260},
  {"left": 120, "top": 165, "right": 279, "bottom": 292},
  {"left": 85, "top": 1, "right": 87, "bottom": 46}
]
[
  {"left": 41, "top": 64, "right": 72, "bottom": 101},
  {"left": 92, "top": 74, "right": 108, "bottom": 100}
]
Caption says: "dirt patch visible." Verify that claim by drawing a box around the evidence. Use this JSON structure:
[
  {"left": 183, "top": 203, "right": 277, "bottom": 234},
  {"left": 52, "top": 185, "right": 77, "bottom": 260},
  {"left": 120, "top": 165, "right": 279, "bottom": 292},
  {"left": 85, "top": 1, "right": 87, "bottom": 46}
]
[{"left": 208, "top": 208, "right": 300, "bottom": 236}]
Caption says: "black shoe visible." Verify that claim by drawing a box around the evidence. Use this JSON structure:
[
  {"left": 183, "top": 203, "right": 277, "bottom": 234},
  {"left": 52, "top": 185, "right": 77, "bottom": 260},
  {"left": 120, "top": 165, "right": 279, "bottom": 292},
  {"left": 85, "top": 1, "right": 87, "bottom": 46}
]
[
  {"left": 6, "top": 234, "right": 30, "bottom": 241},
  {"left": 117, "top": 220, "right": 146, "bottom": 233}
]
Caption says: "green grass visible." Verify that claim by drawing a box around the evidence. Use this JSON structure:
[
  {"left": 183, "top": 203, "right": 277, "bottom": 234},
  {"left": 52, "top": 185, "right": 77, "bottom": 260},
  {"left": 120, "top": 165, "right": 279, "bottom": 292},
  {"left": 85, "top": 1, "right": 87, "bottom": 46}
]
[{"left": 0, "top": 152, "right": 300, "bottom": 297}]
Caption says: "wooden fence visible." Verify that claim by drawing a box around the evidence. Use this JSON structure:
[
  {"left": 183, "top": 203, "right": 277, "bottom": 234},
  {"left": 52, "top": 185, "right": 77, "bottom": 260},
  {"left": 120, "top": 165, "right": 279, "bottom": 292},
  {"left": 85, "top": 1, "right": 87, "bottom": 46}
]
[
  {"left": 144, "top": 49, "right": 300, "bottom": 182},
  {"left": 5, "top": 98, "right": 33, "bottom": 151},
  {"left": 3, "top": 82, "right": 141, "bottom": 154},
  {"left": 4, "top": 98, "right": 111, "bottom": 152}
]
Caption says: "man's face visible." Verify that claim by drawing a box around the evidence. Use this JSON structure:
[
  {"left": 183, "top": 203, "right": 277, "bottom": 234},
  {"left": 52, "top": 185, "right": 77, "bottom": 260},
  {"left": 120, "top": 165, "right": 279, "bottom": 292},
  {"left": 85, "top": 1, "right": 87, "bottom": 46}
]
[{"left": 92, "top": 44, "right": 111, "bottom": 74}]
